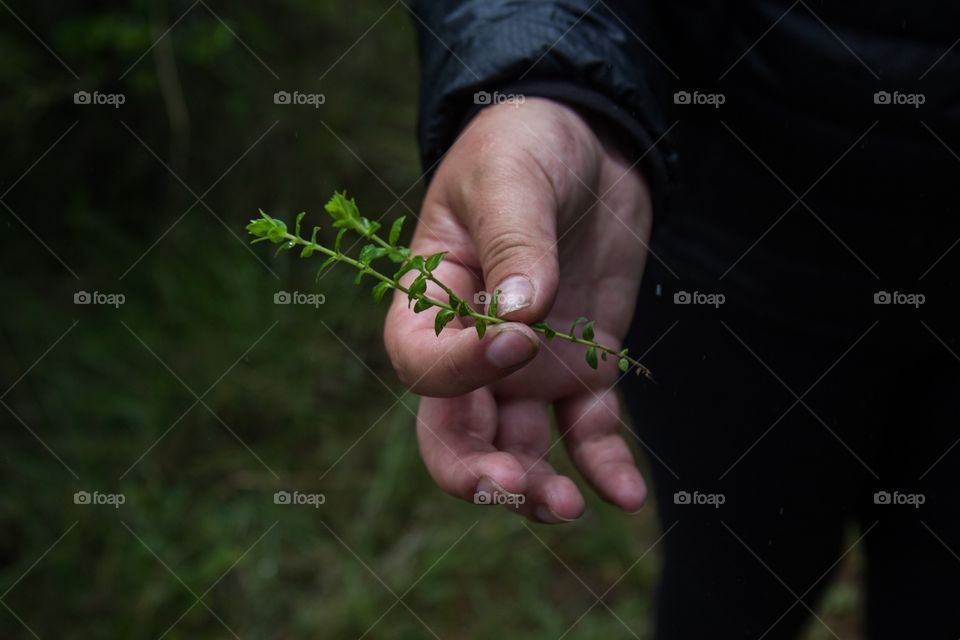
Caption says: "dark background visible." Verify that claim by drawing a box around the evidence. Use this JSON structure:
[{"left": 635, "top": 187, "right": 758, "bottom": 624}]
[{"left": 0, "top": 2, "right": 860, "bottom": 637}]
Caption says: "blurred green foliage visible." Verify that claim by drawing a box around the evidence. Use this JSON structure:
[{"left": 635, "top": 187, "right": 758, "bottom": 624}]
[{"left": 0, "top": 1, "right": 861, "bottom": 637}]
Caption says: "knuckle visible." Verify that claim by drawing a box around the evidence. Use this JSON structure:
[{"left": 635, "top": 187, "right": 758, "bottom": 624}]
[{"left": 480, "top": 227, "right": 544, "bottom": 274}]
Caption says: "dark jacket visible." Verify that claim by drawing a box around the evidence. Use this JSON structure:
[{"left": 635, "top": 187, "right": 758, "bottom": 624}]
[
  {"left": 409, "top": 1, "right": 677, "bottom": 201},
  {"left": 409, "top": 1, "right": 960, "bottom": 335}
]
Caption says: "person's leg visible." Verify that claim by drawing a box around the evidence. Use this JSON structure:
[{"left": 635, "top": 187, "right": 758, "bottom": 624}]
[
  {"left": 622, "top": 268, "right": 882, "bottom": 639},
  {"left": 859, "top": 334, "right": 960, "bottom": 639}
]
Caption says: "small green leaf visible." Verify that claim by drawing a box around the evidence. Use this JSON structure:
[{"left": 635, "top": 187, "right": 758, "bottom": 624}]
[
  {"left": 389, "top": 216, "right": 405, "bottom": 245},
  {"left": 372, "top": 281, "right": 391, "bottom": 303},
  {"left": 325, "top": 192, "right": 361, "bottom": 226},
  {"left": 320, "top": 256, "right": 337, "bottom": 271},
  {"left": 435, "top": 309, "right": 456, "bottom": 335},
  {"left": 582, "top": 321, "right": 595, "bottom": 341},
  {"left": 532, "top": 322, "right": 556, "bottom": 340},
  {"left": 359, "top": 244, "right": 388, "bottom": 265},
  {"left": 414, "top": 297, "right": 433, "bottom": 313},
  {"left": 294, "top": 212, "right": 306, "bottom": 238},
  {"left": 601, "top": 350, "right": 607, "bottom": 361},
  {"left": 489, "top": 288, "right": 500, "bottom": 318},
  {"left": 410, "top": 275, "right": 427, "bottom": 296},
  {"left": 316, "top": 256, "right": 337, "bottom": 281},
  {"left": 354, "top": 269, "right": 366, "bottom": 285},
  {"left": 425, "top": 252, "right": 446, "bottom": 271},
  {"left": 246, "top": 210, "right": 288, "bottom": 244},
  {"left": 388, "top": 246, "right": 410, "bottom": 264},
  {"left": 475, "top": 319, "right": 487, "bottom": 339},
  {"left": 570, "top": 316, "right": 589, "bottom": 336},
  {"left": 358, "top": 217, "right": 381, "bottom": 237},
  {"left": 410, "top": 256, "right": 426, "bottom": 272},
  {"left": 393, "top": 261, "right": 417, "bottom": 280},
  {"left": 618, "top": 357, "right": 630, "bottom": 373},
  {"left": 407, "top": 275, "right": 427, "bottom": 306},
  {"left": 457, "top": 301, "right": 471, "bottom": 317},
  {"left": 334, "top": 228, "right": 347, "bottom": 253},
  {"left": 585, "top": 347, "right": 598, "bottom": 369},
  {"left": 301, "top": 226, "right": 321, "bottom": 258}
]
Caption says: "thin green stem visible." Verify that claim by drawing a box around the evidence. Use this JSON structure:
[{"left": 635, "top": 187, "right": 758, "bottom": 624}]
[
  {"left": 368, "top": 233, "right": 405, "bottom": 259},
  {"left": 272, "top": 223, "right": 652, "bottom": 380},
  {"left": 424, "top": 273, "right": 460, "bottom": 304},
  {"left": 280, "top": 231, "right": 456, "bottom": 313}
]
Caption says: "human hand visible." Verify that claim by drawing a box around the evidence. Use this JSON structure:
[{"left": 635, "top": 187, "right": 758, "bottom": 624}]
[{"left": 384, "top": 98, "right": 652, "bottom": 522}]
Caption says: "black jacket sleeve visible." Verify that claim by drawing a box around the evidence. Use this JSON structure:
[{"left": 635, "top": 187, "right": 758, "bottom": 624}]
[{"left": 408, "top": 1, "right": 678, "bottom": 210}]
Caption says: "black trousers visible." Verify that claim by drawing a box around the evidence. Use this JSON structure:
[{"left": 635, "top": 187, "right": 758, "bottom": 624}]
[{"left": 621, "top": 118, "right": 960, "bottom": 639}]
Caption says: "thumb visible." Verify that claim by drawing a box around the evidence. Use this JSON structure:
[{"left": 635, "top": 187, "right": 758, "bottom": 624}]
[{"left": 454, "top": 157, "right": 560, "bottom": 323}]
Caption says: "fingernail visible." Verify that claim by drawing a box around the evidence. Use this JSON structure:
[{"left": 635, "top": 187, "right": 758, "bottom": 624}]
[
  {"left": 485, "top": 329, "right": 537, "bottom": 369},
  {"left": 473, "top": 476, "right": 496, "bottom": 505},
  {"left": 493, "top": 275, "right": 533, "bottom": 316},
  {"left": 534, "top": 504, "right": 578, "bottom": 524}
]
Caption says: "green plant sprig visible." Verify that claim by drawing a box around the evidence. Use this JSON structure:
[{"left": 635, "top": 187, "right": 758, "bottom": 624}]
[{"left": 247, "top": 192, "right": 653, "bottom": 380}]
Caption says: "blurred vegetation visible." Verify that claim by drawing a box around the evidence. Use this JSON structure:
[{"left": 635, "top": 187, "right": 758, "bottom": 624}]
[{"left": 0, "top": 1, "right": 861, "bottom": 637}]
